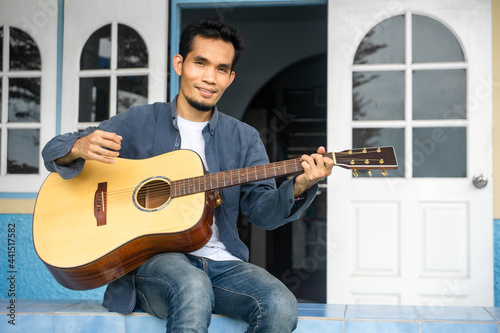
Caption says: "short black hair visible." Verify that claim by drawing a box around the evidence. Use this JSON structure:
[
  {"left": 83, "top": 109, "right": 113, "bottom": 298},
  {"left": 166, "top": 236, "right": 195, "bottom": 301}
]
[{"left": 179, "top": 17, "right": 247, "bottom": 70}]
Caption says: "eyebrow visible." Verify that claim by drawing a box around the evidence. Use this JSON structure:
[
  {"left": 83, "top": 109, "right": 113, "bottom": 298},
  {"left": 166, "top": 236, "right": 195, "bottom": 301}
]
[{"left": 193, "top": 55, "right": 232, "bottom": 71}]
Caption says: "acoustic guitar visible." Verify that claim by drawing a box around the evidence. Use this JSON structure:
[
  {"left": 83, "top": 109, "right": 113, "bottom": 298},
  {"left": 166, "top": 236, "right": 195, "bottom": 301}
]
[{"left": 33, "top": 147, "right": 397, "bottom": 290}]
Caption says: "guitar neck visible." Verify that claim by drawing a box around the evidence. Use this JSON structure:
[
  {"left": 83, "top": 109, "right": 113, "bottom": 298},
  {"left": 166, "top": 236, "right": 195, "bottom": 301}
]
[
  {"left": 170, "top": 146, "right": 397, "bottom": 198},
  {"left": 170, "top": 153, "right": 333, "bottom": 198}
]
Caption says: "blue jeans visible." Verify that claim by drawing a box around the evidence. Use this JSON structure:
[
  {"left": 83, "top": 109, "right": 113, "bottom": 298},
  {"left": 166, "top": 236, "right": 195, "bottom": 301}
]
[{"left": 134, "top": 253, "right": 298, "bottom": 332}]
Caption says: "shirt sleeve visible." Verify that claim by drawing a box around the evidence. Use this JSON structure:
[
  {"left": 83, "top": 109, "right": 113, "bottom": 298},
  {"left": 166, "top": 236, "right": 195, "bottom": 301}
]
[
  {"left": 238, "top": 132, "right": 318, "bottom": 230},
  {"left": 41, "top": 127, "right": 97, "bottom": 179}
]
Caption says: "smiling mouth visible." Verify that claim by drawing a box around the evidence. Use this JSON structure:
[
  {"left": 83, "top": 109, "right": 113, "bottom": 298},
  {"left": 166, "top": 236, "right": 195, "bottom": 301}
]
[{"left": 197, "top": 87, "right": 217, "bottom": 96}]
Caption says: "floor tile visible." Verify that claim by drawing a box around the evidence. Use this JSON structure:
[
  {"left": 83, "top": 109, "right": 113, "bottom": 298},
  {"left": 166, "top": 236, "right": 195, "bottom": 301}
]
[
  {"left": 56, "top": 314, "right": 125, "bottom": 333},
  {"left": 421, "top": 322, "right": 498, "bottom": 333},
  {"left": 416, "top": 306, "right": 497, "bottom": 322},
  {"left": 126, "top": 314, "right": 166, "bottom": 332},
  {"left": 345, "top": 320, "right": 420, "bottom": 333},
  {"left": 299, "top": 304, "right": 345, "bottom": 319},
  {"left": 346, "top": 304, "right": 419, "bottom": 320},
  {"left": 295, "top": 319, "right": 344, "bottom": 332},
  {"left": 3, "top": 299, "right": 82, "bottom": 314},
  {"left": 57, "top": 299, "right": 113, "bottom": 314},
  {"left": 0, "top": 314, "right": 55, "bottom": 333},
  {"left": 484, "top": 307, "right": 500, "bottom": 321}
]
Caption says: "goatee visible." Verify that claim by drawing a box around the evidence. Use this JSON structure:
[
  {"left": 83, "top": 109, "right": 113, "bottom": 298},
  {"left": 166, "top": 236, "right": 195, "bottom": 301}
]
[{"left": 186, "top": 96, "right": 214, "bottom": 112}]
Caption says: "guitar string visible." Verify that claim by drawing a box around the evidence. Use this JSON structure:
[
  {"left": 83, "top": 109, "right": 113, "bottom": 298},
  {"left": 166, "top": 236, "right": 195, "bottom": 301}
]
[
  {"left": 98, "top": 151, "right": 394, "bottom": 201},
  {"left": 99, "top": 158, "right": 304, "bottom": 202}
]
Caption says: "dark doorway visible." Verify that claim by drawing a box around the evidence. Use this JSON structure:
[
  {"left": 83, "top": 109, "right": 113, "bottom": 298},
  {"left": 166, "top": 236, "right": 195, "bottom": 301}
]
[
  {"left": 242, "top": 54, "right": 327, "bottom": 302},
  {"left": 180, "top": 4, "right": 327, "bottom": 302}
]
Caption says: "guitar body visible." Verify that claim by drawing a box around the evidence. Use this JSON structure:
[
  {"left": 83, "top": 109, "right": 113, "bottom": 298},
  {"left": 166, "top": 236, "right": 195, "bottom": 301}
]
[{"left": 33, "top": 150, "right": 214, "bottom": 290}]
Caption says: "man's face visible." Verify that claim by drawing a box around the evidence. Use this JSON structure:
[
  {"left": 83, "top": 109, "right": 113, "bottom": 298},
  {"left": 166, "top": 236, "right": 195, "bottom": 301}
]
[{"left": 174, "top": 36, "right": 236, "bottom": 113}]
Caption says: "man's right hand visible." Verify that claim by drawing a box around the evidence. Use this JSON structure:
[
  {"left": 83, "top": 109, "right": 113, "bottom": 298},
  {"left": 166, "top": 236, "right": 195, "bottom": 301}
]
[{"left": 56, "top": 130, "right": 122, "bottom": 166}]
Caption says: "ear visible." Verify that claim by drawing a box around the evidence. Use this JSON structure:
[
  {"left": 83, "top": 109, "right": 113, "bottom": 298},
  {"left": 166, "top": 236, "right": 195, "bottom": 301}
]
[
  {"left": 172, "top": 54, "right": 183, "bottom": 76},
  {"left": 227, "top": 71, "right": 236, "bottom": 87}
]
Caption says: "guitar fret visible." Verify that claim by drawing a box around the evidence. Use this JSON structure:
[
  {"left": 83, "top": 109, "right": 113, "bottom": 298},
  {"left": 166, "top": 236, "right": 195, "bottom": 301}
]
[{"left": 284, "top": 160, "right": 287, "bottom": 174}]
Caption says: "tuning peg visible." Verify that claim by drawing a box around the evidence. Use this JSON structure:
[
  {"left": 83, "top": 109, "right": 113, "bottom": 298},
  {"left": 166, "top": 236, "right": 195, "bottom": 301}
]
[
  {"left": 368, "top": 169, "right": 372, "bottom": 177},
  {"left": 381, "top": 169, "right": 388, "bottom": 176},
  {"left": 353, "top": 169, "right": 358, "bottom": 177}
]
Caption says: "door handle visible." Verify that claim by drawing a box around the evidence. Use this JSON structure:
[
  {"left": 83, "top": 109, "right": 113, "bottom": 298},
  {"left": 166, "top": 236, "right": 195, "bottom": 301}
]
[{"left": 472, "top": 174, "right": 488, "bottom": 189}]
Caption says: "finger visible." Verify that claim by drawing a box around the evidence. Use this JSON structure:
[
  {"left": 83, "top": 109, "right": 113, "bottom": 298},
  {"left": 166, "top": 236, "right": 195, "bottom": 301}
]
[
  {"left": 94, "top": 131, "right": 122, "bottom": 151},
  {"left": 88, "top": 150, "right": 119, "bottom": 164},
  {"left": 316, "top": 146, "right": 326, "bottom": 154}
]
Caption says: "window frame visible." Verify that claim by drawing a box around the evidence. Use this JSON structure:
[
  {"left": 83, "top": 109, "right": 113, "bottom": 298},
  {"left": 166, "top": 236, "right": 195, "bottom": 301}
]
[{"left": 0, "top": 0, "right": 58, "bottom": 194}]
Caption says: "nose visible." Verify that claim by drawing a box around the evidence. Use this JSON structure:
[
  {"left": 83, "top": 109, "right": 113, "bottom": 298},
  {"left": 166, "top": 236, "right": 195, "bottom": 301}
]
[{"left": 202, "top": 67, "right": 216, "bottom": 84}]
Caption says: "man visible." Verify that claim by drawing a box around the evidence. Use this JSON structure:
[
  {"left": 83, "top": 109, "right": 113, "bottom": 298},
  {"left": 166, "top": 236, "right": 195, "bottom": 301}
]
[{"left": 42, "top": 18, "right": 333, "bottom": 332}]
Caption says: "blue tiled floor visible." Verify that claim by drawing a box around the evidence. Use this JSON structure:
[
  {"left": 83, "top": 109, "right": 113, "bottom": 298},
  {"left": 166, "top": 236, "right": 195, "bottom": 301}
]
[{"left": 1, "top": 299, "right": 500, "bottom": 332}]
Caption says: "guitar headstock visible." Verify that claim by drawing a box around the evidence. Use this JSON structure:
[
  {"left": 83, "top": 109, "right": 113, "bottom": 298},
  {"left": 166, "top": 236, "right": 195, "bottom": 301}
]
[{"left": 334, "top": 146, "right": 398, "bottom": 177}]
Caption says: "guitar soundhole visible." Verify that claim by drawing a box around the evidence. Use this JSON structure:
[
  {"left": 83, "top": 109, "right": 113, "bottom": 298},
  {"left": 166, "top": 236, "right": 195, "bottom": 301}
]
[{"left": 135, "top": 177, "right": 171, "bottom": 212}]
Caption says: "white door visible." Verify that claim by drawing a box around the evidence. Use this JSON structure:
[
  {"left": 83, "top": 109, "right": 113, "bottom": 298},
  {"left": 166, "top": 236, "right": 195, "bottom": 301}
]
[
  {"left": 61, "top": 0, "right": 168, "bottom": 132},
  {"left": 327, "top": 0, "right": 493, "bottom": 306}
]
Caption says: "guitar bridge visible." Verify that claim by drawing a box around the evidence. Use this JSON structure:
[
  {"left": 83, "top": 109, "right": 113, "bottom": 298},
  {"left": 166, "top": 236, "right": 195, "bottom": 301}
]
[{"left": 94, "top": 182, "right": 107, "bottom": 226}]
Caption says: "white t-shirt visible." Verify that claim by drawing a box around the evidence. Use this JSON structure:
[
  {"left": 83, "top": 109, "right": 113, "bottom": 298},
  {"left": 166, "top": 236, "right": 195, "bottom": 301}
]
[{"left": 176, "top": 115, "right": 241, "bottom": 261}]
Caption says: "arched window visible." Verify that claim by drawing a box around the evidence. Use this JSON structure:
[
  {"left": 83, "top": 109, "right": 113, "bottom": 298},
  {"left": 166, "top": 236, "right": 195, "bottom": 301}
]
[
  {"left": 78, "top": 23, "right": 149, "bottom": 128},
  {"left": 352, "top": 14, "right": 466, "bottom": 178},
  {"left": 0, "top": 26, "right": 42, "bottom": 175}
]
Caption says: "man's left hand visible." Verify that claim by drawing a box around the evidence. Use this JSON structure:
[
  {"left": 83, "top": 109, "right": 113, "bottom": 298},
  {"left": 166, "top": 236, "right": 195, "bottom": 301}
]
[{"left": 293, "top": 146, "right": 334, "bottom": 198}]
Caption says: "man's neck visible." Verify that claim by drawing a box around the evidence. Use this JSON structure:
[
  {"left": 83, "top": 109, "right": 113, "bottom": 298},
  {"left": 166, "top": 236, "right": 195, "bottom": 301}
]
[{"left": 176, "top": 96, "right": 213, "bottom": 122}]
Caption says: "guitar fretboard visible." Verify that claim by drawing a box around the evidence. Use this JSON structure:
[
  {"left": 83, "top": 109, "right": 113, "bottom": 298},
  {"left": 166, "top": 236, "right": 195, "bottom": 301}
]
[{"left": 171, "top": 153, "right": 334, "bottom": 198}]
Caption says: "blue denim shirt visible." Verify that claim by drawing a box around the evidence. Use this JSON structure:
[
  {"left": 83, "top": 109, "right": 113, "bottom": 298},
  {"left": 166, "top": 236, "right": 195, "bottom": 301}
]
[{"left": 42, "top": 97, "right": 318, "bottom": 314}]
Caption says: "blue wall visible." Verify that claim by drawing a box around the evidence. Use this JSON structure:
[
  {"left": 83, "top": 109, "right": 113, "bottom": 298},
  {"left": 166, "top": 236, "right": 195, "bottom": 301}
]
[
  {"left": 495, "top": 219, "right": 500, "bottom": 306},
  {"left": 0, "top": 214, "right": 105, "bottom": 300}
]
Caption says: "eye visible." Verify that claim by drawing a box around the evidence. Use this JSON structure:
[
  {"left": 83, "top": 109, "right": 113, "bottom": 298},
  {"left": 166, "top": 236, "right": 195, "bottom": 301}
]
[{"left": 218, "top": 67, "right": 229, "bottom": 73}]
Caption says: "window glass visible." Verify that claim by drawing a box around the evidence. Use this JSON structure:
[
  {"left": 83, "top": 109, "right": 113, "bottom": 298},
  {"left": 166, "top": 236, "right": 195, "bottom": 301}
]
[
  {"left": 118, "top": 24, "right": 148, "bottom": 68},
  {"left": 9, "top": 27, "right": 41, "bottom": 70},
  {"left": 8, "top": 77, "right": 41, "bottom": 122},
  {"left": 81, "top": 25, "right": 111, "bottom": 70},
  {"left": 79, "top": 77, "right": 110, "bottom": 122},
  {"left": 413, "top": 69, "right": 466, "bottom": 120},
  {"left": 353, "top": 71, "right": 405, "bottom": 120},
  {"left": 117, "top": 76, "right": 148, "bottom": 114},
  {"left": 0, "top": 27, "right": 3, "bottom": 70},
  {"left": 413, "top": 127, "right": 466, "bottom": 177},
  {"left": 412, "top": 14, "right": 464, "bottom": 63},
  {"left": 353, "top": 128, "right": 405, "bottom": 177},
  {"left": 354, "top": 15, "right": 405, "bottom": 64},
  {"left": 7, "top": 129, "right": 39, "bottom": 174}
]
